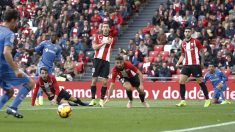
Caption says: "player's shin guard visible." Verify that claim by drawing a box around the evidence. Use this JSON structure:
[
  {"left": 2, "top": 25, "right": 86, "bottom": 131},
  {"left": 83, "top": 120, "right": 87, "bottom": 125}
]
[
  {"left": 139, "top": 92, "right": 145, "bottom": 103},
  {"left": 180, "top": 84, "right": 186, "bottom": 100},
  {"left": 91, "top": 86, "right": 96, "bottom": 99},
  {"left": 9, "top": 86, "right": 31, "bottom": 109},
  {"left": 0, "top": 94, "right": 10, "bottom": 109},
  {"left": 199, "top": 82, "right": 209, "bottom": 99},
  {"left": 101, "top": 87, "right": 107, "bottom": 100},
  {"left": 126, "top": 90, "right": 133, "bottom": 101}
]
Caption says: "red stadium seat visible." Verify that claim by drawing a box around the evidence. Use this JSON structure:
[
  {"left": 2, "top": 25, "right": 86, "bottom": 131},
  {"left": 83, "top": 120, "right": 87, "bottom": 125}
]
[
  {"left": 143, "top": 57, "right": 154, "bottom": 62},
  {"left": 154, "top": 45, "right": 164, "bottom": 52},
  {"left": 149, "top": 51, "right": 159, "bottom": 57},
  {"left": 75, "top": 62, "right": 84, "bottom": 73},
  {"left": 202, "top": 69, "right": 208, "bottom": 76},
  {"left": 222, "top": 69, "right": 231, "bottom": 77},
  {"left": 162, "top": 56, "right": 169, "bottom": 62},
  {"left": 160, "top": 51, "right": 170, "bottom": 57}
]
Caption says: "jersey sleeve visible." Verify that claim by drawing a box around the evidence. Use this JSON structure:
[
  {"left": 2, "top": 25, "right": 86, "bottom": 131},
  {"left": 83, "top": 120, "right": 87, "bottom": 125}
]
[
  {"left": 55, "top": 46, "right": 62, "bottom": 61},
  {"left": 219, "top": 71, "right": 228, "bottom": 82},
  {"left": 31, "top": 81, "right": 40, "bottom": 106},
  {"left": 52, "top": 76, "right": 60, "bottom": 96},
  {"left": 93, "top": 34, "right": 99, "bottom": 45},
  {"left": 195, "top": 39, "right": 204, "bottom": 50},
  {"left": 203, "top": 73, "right": 209, "bottom": 82},
  {"left": 4, "top": 33, "right": 15, "bottom": 47},
  {"left": 180, "top": 42, "right": 185, "bottom": 53},
  {"left": 126, "top": 61, "right": 138, "bottom": 73},
  {"left": 34, "top": 41, "right": 45, "bottom": 53},
  {"left": 111, "top": 68, "right": 118, "bottom": 83}
]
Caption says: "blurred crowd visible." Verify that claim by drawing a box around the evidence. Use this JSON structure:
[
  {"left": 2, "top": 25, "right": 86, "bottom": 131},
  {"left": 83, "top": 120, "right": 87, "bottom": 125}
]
[
  {"left": 0, "top": 0, "right": 143, "bottom": 81},
  {"left": 118, "top": 0, "right": 235, "bottom": 81}
]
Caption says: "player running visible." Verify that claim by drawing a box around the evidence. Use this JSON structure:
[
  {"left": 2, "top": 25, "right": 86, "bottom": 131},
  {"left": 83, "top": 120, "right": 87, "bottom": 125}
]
[
  {"left": 0, "top": 9, "right": 35, "bottom": 118},
  {"left": 89, "top": 22, "right": 115, "bottom": 107},
  {"left": 25, "top": 32, "right": 62, "bottom": 105},
  {"left": 104, "top": 56, "right": 150, "bottom": 108},
  {"left": 204, "top": 63, "right": 231, "bottom": 104},
  {"left": 176, "top": 27, "right": 211, "bottom": 107},
  {"left": 32, "top": 67, "right": 88, "bottom": 106}
]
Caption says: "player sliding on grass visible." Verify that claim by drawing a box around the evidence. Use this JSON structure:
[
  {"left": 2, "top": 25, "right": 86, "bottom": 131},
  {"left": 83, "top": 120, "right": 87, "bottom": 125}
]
[
  {"left": 31, "top": 67, "right": 88, "bottom": 106},
  {"left": 104, "top": 56, "right": 150, "bottom": 108},
  {"left": 176, "top": 27, "right": 211, "bottom": 107},
  {"left": 204, "top": 63, "right": 231, "bottom": 104}
]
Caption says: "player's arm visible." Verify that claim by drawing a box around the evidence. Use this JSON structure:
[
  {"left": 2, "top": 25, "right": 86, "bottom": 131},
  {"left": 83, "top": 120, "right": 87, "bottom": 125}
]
[
  {"left": 32, "top": 82, "right": 40, "bottom": 106},
  {"left": 92, "top": 35, "right": 106, "bottom": 50},
  {"left": 199, "top": 48, "right": 205, "bottom": 68},
  {"left": 23, "top": 48, "right": 35, "bottom": 53},
  {"left": 104, "top": 70, "right": 117, "bottom": 104},
  {"left": 3, "top": 34, "right": 22, "bottom": 77},
  {"left": 176, "top": 53, "right": 185, "bottom": 68},
  {"left": 51, "top": 76, "right": 60, "bottom": 104}
]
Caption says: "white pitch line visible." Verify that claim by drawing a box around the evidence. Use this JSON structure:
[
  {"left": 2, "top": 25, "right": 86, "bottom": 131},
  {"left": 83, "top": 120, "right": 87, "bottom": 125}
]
[
  {"left": 163, "top": 121, "right": 235, "bottom": 132},
  {"left": 0, "top": 106, "right": 107, "bottom": 111}
]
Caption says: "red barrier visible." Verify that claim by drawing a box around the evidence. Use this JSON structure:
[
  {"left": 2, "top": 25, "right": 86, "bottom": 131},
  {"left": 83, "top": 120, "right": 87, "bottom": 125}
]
[{"left": 1, "top": 81, "right": 235, "bottom": 100}]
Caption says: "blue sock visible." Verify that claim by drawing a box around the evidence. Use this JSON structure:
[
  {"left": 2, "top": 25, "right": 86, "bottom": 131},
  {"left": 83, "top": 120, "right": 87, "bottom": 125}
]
[
  {"left": 0, "top": 94, "right": 10, "bottom": 109},
  {"left": 218, "top": 100, "right": 222, "bottom": 104},
  {"left": 9, "top": 87, "right": 30, "bottom": 109}
]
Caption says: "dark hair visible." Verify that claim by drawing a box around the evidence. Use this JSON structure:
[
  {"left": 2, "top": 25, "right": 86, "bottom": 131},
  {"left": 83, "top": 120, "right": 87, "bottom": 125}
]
[
  {"left": 115, "top": 56, "right": 124, "bottom": 61},
  {"left": 50, "top": 32, "right": 60, "bottom": 43},
  {"left": 4, "top": 9, "right": 19, "bottom": 22},
  {"left": 185, "top": 27, "right": 192, "bottom": 31},
  {"left": 40, "top": 67, "right": 48, "bottom": 73}
]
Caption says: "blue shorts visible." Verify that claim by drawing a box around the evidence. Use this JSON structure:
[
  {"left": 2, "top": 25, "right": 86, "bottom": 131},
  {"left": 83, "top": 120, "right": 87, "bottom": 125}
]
[
  {"left": 213, "top": 88, "right": 225, "bottom": 99},
  {"left": 36, "top": 61, "right": 53, "bottom": 75},
  {"left": 0, "top": 70, "right": 30, "bottom": 90}
]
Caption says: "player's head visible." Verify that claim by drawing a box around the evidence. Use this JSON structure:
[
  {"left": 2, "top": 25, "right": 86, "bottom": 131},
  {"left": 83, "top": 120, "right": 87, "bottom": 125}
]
[
  {"left": 184, "top": 27, "right": 192, "bottom": 40},
  {"left": 3, "top": 9, "right": 19, "bottom": 30},
  {"left": 102, "top": 22, "right": 110, "bottom": 36},
  {"left": 40, "top": 67, "right": 49, "bottom": 80},
  {"left": 50, "top": 32, "right": 60, "bottom": 44},
  {"left": 115, "top": 56, "right": 124, "bottom": 70},
  {"left": 208, "top": 63, "right": 215, "bottom": 73}
]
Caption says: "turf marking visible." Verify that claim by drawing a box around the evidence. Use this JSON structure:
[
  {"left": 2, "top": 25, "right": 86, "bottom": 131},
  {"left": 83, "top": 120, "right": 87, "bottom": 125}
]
[{"left": 163, "top": 121, "right": 235, "bottom": 132}]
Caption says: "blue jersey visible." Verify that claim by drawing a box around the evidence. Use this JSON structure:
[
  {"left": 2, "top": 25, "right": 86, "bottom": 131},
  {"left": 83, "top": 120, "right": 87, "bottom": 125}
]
[
  {"left": 0, "top": 26, "right": 16, "bottom": 73},
  {"left": 0, "top": 26, "right": 29, "bottom": 90},
  {"left": 204, "top": 69, "right": 228, "bottom": 90},
  {"left": 35, "top": 40, "right": 61, "bottom": 68}
]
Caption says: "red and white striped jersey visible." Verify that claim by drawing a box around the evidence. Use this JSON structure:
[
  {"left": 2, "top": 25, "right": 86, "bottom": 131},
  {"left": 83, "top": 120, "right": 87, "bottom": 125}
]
[
  {"left": 181, "top": 38, "right": 203, "bottom": 65},
  {"left": 94, "top": 34, "right": 115, "bottom": 62},
  {"left": 111, "top": 61, "right": 138, "bottom": 83}
]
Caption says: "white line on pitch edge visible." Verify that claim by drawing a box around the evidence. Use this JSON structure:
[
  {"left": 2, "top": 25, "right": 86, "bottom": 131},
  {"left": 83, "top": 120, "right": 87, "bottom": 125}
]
[{"left": 163, "top": 121, "right": 235, "bottom": 132}]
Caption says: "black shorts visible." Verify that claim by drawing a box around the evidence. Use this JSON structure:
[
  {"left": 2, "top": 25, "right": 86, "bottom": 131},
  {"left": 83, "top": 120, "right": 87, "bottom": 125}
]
[
  {"left": 48, "top": 89, "right": 71, "bottom": 104},
  {"left": 119, "top": 75, "right": 140, "bottom": 88},
  {"left": 92, "top": 58, "right": 110, "bottom": 78},
  {"left": 181, "top": 65, "right": 202, "bottom": 77}
]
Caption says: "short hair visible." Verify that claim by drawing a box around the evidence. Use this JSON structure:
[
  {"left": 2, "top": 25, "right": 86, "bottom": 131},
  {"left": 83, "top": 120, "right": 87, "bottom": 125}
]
[
  {"left": 40, "top": 67, "right": 48, "bottom": 73},
  {"left": 185, "top": 27, "right": 192, "bottom": 31},
  {"left": 4, "top": 9, "right": 19, "bottom": 22},
  {"left": 115, "top": 56, "right": 124, "bottom": 61}
]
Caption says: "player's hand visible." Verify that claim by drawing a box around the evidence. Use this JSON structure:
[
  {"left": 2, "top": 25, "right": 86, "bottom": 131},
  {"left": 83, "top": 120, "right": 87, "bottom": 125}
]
[
  {"left": 217, "top": 83, "right": 223, "bottom": 89},
  {"left": 107, "top": 38, "right": 113, "bottom": 44},
  {"left": 176, "top": 63, "right": 180, "bottom": 69},
  {"left": 14, "top": 69, "right": 23, "bottom": 78},
  {"left": 51, "top": 99, "right": 57, "bottom": 105}
]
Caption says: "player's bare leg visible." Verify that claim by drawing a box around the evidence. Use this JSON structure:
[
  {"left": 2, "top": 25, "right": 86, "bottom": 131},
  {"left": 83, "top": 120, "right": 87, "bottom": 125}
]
[
  {"left": 136, "top": 88, "right": 150, "bottom": 108},
  {"left": 123, "top": 82, "right": 133, "bottom": 108},
  {"left": 176, "top": 74, "right": 188, "bottom": 107},
  {"left": 89, "top": 77, "right": 98, "bottom": 106},
  {"left": 99, "top": 78, "right": 108, "bottom": 107},
  {"left": 196, "top": 77, "right": 211, "bottom": 107}
]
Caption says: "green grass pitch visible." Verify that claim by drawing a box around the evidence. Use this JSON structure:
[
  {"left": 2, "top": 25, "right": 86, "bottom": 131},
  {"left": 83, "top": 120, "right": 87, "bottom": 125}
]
[{"left": 0, "top": 99, "right": 235, "bottom": 132}]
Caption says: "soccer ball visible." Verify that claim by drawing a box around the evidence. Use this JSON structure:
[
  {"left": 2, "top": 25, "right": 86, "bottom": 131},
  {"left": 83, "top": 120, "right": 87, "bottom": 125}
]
[{"left": 57, "top": 103, "right": 72, "bottom": 118}]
